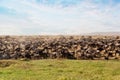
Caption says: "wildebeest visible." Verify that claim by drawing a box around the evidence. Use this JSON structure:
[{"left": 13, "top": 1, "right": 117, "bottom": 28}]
[{"left": 0, "top": 35, "right": 120, "bottom": 60}]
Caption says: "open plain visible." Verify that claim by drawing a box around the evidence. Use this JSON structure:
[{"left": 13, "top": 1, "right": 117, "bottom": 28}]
[
  {"left": 0, "top": 35, "right": 120, "bottom": 80},
  {"left": 0, "top": 60, "right": 120, "bottom": 80}
]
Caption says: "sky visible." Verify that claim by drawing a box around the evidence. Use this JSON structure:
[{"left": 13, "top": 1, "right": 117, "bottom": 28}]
[{"left": 0, "top": 0, "right": 120, "bottom": 35}]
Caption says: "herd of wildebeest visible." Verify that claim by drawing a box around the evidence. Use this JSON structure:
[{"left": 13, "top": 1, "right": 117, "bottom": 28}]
[{"left": 0, "top": 35, "right": 120, "bottom": 60}]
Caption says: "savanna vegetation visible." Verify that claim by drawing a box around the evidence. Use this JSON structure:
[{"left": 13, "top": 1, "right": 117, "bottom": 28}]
[{"left": 0, "top": 59, "right": 120, "bottom": 80}]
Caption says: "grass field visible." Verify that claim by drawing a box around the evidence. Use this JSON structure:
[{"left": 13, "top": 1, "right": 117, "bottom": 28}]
[{"left": 0, "top": 60, "right": 120, "bottom": 80}]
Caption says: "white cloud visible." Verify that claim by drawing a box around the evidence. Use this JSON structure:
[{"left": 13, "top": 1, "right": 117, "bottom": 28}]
[
  {"left": 0, "top": 0, "right": 120, "bottom": 35},
  {"left": 0, "top": 24, "right": 23, "bottom": 35}
]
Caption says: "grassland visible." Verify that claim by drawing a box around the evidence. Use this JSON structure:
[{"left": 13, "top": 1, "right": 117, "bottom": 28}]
[{"left": 0, "top": 59, "right": 120, "bottom": 80}]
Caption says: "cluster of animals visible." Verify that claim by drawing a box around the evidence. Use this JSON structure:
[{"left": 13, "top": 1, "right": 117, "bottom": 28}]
[{"left": 0, "top": 35, "right": 120, "bottom": 60}]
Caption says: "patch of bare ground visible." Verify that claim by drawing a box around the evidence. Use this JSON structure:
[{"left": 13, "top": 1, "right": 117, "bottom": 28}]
[{"left": 0, "top": 60, "right": 17, "bottom": 68}]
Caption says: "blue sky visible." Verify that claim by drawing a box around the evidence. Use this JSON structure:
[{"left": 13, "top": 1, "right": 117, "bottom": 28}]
[{"left": 0, "top": 0, "right": 120, "bottom": 35}]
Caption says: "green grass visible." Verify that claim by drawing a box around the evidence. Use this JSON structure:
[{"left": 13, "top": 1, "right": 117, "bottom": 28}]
[{"left": 0, "top": 60, "right": 120, "bottom": 80}]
